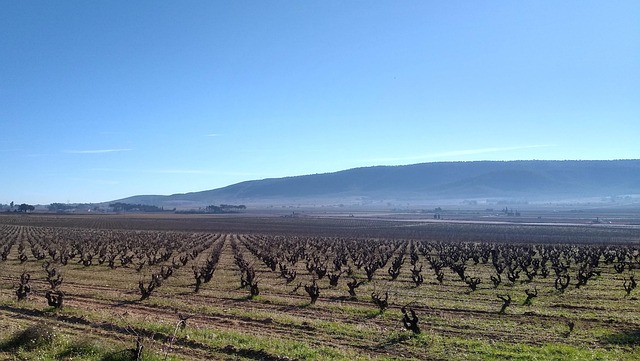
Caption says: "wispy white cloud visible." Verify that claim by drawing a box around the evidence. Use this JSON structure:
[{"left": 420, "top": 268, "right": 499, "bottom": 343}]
[
  {"left": 205, "top": 133, "right": 221, "bottom": 137},
  {"left": 365, "top": 144, "right": 557, "bottom": 163},
  {"left": 151, "top": 169, "right": 218, "bottom": 175},
  {"left": 150, "top": 169, "right": 265, "bottom": 177},
  {"left": 90, "top": 167, "right": 260, "bottom": 177},
  {"left": 89, "top": 167, "right": 121, "bottom": 172},
  {"left": 66, "top": 177, "right": 120, "bottom": 185},
  {"left": 64, "top": 149, "right": 132, "bottom": 154}
]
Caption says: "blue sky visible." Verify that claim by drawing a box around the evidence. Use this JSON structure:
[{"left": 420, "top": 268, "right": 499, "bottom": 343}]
[{"left": 1, "top": 1, "right": 638, "bottom": 204}]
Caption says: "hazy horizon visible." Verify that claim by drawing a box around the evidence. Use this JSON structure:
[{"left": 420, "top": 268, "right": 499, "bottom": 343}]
[
  {"left": 2, "top": 2, "right": 638, "bottom": 204},
  {"left": 22, "top": 159, "right": 640, "bottom": 207}
]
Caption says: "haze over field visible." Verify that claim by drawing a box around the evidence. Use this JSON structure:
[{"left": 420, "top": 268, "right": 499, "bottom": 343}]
[{"left": 1, "top": 2, "right": 638, "bottom": 204}]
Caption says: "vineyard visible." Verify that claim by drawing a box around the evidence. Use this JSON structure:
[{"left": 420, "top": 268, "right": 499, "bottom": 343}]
[{"left": 0, "top": 213, "right": 639, "bottom": 360}]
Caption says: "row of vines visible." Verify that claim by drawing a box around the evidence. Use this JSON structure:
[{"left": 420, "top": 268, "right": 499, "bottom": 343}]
[{"left": 2, "top": 222, "right": 638, "bottom": 335}]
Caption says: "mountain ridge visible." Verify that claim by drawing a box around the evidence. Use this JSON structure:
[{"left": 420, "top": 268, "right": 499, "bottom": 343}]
[{"left": 110, "top": 160, "right": 640, "bottom": 207}]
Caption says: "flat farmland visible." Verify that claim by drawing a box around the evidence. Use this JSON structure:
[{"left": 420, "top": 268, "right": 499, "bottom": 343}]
[{"left": 0, "top": 213, "right": 639, "bottom": 360}]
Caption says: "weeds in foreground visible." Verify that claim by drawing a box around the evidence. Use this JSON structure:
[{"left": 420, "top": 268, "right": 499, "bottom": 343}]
[{"left": 0, "top": 322, "right": 56, "bottom": 351}]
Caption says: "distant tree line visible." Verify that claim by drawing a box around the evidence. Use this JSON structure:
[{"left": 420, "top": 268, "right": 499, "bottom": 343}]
[
  {"left": 502, "top": 207, "right": 521, "bottom": 216},
  {"left": 47, "top": 203, "right": 103, "bottom": 213},
  {"left": 3, "top": 202, "right": 35, "bottom": 213},
  {"left": 18, "top": 203, "right": 35, "bottom": 212},
  {"left": 109, "top": 202, "right": 169, "bottom": 213},
  {"left": 47, "top": 203, "right": 75, "bottom": 212},
  {"left": 176, "top": 204, "right": 247, "bottom": 214},
  {"left": 206, "top": 204, "right": 246, "bottom": 213}
]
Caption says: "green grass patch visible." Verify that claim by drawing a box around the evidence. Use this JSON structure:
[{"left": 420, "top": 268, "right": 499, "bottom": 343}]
[{"left": 434, "top": 336, "right": 640, "bottom": 361}]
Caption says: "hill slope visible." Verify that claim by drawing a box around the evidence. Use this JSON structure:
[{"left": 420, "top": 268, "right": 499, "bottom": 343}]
[{"left": 112, "top": 160, "right": 640, "bottom": 207}]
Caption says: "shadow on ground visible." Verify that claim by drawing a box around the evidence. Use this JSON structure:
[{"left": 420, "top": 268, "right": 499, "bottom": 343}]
[{"left": 602, "top": 329, "right": 640, "bottom": 346}]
